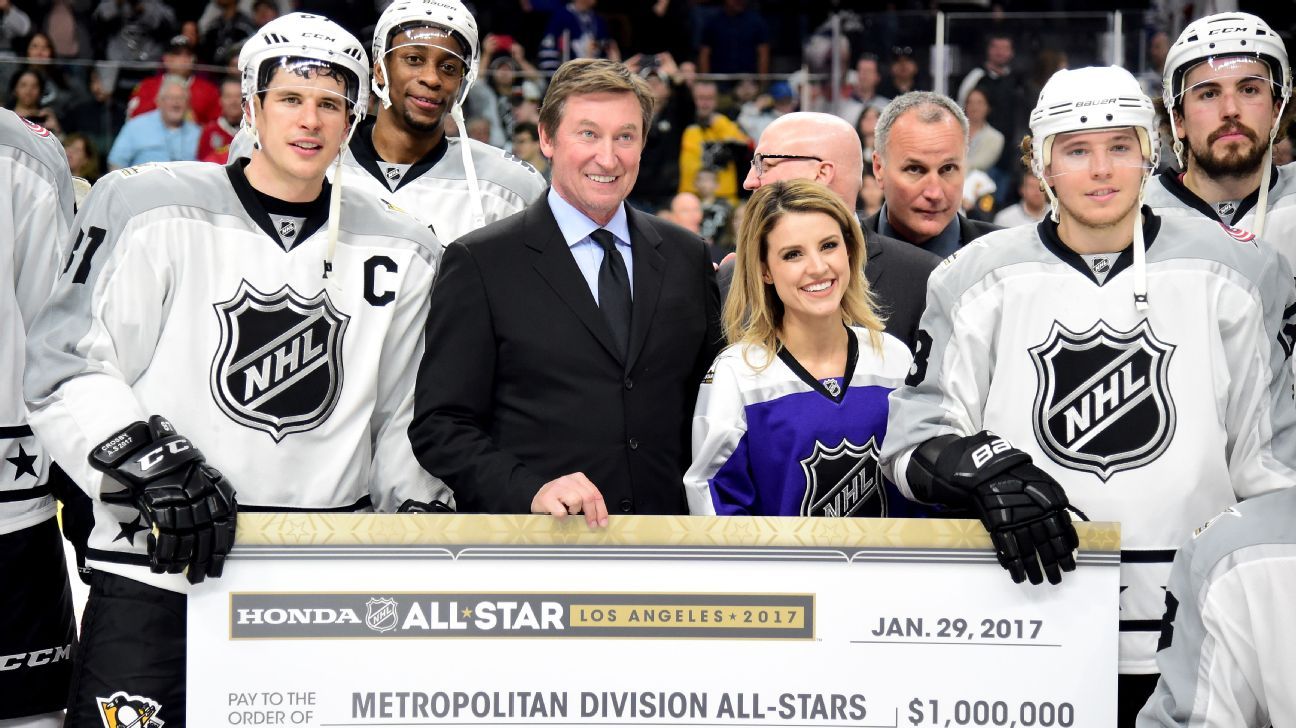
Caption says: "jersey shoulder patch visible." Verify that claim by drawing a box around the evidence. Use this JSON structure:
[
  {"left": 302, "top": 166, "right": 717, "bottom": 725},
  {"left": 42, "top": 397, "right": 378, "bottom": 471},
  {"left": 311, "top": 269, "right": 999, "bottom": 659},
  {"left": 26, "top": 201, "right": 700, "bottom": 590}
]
[{"left": 1193, "top": 506, "right": 1241, "bottom": 539}]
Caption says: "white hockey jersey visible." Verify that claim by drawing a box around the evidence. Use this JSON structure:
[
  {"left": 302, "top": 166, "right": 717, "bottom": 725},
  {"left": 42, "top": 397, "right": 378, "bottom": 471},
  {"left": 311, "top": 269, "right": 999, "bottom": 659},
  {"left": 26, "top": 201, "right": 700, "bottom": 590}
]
[
  {"left": 686, "top": 327, "right": 933, "bottom": 518},
  {"left": 1145, "top": 164, "right": 1296, "bottom": 271},
  {"left": 881, "top": 212, "right": 1296, "bottom": 674},
  {"left": 0, "top": 109, "right": 76, "bottom": 535},
  {"left": 230, "top": 119, "right": 546, "bottom": 242},
  {"left": 1138, "top": 489, "right": 1296, "bottom": 727},
  {"left": 24, "top": 160, "right": 446, "bottom": 593}
]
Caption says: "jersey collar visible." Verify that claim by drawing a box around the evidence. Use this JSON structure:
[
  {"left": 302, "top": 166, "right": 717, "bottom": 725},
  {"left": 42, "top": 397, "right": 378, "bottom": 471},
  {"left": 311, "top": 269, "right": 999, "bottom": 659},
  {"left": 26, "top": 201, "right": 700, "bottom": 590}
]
[
  {"left": 776, "top": 325, "right": 860, "bottom": 405},
  {"left": 1154, "top": 165, "right": 1278, "bottom": 226},
  {"left": 1037, "top": 205, "right": 1162, "bottom": 287},
  {"left": 350, "top": 116, "right": 449, "bottom": 192},
  {"left": 226, "top": 159, "right": 330, "bottom": 252}
]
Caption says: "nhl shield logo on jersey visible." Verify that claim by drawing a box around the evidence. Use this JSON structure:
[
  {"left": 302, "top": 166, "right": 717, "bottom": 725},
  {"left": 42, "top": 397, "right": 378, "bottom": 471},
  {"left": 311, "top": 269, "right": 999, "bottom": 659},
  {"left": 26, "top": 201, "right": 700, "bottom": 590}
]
[
  {"left": 798, "top": 437, "right": 886, "bottom": 517},
  {"left": 1029, "top": 320, "right": 1176, "bottom": 481},
  {"left": 366, "top": 597, "right": 399, "bottom": 633},
  {"left": 211, "top": 280, "right": 349, "bottom": 441},
  {"left": 97, "top": 692, "right": 165, "bottom": 728}
]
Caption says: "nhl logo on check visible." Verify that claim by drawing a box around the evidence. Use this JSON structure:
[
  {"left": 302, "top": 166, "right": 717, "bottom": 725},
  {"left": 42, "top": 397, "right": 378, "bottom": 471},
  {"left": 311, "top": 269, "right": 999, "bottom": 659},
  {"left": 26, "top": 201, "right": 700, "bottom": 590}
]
[
  {"left": 366, "top": 597, "right": 399, "bottom": 633},
  {"left": 211, "top": 280, "right": 349, "bottom": 441},
  {"left": 1029, "top": 320, "right": 1175, "bottom": 481},
  {"left": 799, "top": 437, "right": 885, "bottom": 517}
]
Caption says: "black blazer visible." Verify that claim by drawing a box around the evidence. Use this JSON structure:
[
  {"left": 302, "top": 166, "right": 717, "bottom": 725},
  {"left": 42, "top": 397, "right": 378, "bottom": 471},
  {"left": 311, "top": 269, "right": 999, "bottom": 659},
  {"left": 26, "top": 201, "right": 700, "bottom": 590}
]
[
  {"left": 410, "top": 195, "right": 722, "bottom": 515},
  {"left": 716, "top": 226, "right": 939, "bottom": 351},
  {"left": 861, "top": 210, "right": 1001, "bottom": 250}
]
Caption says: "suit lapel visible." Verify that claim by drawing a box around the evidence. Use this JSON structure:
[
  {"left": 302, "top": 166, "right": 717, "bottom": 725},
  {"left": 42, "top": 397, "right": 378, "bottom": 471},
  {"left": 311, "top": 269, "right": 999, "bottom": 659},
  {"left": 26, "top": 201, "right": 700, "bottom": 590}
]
[
  {"left": 527, "top": 200, "right": 624, "bottom": 362},
  {"left": 625, "top": 207, "right": 665, "bottom": 371},
  {"left": 861, "top": 221, "right": 885, "bottom": 289}
]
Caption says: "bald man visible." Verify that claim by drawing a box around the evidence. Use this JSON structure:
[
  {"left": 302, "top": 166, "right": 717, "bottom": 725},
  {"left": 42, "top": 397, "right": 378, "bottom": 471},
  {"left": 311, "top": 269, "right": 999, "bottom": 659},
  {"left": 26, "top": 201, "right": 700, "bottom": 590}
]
[{"left": 717, "top": 112, "right": 938, "bottom": 350}]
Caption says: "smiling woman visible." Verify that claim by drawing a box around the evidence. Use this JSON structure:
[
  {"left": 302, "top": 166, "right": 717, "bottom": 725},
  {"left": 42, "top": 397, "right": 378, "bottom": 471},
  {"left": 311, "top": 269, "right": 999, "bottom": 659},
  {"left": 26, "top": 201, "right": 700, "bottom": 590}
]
[{"left": 684, "top": 179, "right": 929, "bottom": 519}]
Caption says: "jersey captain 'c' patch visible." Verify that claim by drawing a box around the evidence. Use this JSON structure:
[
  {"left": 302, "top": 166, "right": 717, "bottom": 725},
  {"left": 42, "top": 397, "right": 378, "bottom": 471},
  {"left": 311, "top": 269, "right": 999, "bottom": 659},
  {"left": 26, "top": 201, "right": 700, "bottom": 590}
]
[
  {"left": 210, "top": 280, "right": 349, "bottom": 442},
  {"left": 1029, "top": 319, "right": 1176, "bottom": 481},
  {"left": 799, "top": 436, "right": 886, "bottom": 517}
]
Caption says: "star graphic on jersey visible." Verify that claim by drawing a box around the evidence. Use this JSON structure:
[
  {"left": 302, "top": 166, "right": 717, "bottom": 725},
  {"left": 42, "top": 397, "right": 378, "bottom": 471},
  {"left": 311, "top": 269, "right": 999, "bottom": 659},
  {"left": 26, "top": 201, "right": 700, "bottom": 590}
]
[
  {"left": 5, "top": 444, "right": 37, "bottom": 479},
  {"left": 114, "top": 515, "right": 147, "bottom": 545}
]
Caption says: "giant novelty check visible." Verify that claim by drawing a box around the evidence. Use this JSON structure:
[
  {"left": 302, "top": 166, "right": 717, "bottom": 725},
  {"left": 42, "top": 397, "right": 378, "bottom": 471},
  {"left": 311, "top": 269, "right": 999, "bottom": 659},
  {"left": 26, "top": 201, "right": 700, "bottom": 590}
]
[{"left": 188, "top": 514, "right": 1120, "bottom": 728}]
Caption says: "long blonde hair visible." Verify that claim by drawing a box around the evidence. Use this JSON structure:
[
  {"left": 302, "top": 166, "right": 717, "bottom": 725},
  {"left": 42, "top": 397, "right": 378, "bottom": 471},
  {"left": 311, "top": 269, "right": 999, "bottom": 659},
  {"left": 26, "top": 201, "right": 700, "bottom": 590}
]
[{"left": 723, "top": 179, "right": 884, "bottom": 367}]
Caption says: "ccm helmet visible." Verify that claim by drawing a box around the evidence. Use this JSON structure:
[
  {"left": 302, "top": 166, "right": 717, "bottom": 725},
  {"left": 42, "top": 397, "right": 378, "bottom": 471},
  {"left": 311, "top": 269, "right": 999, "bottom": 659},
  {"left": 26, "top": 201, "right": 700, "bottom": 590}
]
[
  {"left": 238, "top": 13, "right": 371, "bottom": 143},
  {"left": 372, "top": 0, "right": 480, "bottom": 110}
]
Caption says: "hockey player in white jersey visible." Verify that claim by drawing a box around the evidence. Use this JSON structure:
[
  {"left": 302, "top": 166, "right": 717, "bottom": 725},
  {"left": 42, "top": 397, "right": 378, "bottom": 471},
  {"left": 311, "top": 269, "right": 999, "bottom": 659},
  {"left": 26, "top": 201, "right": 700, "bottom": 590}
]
[
  {"left": 881, "top": 66, "right": 1296, "bottom": 726},
  {"left": 1145, "top": 12, "right": 1296, "bottom": 266},
  {"left": 230, "top": 0, "right": 545, "bottom": 241},
  {"left": 1137, "top": 490, "right": 1296, "bottom": 727},
  {"left": 24, "top": 13, "right": 444, "bottom": 727},
  {"left": 0, "top": 108, "right": 78, "bottom": 728}
]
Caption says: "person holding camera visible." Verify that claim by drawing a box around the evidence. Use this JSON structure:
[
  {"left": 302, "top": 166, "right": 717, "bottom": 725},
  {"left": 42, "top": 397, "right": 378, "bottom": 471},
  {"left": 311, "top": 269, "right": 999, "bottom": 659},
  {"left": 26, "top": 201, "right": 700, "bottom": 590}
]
[{"left": 680, "top": 80, "right": 751, "bottom": 205}]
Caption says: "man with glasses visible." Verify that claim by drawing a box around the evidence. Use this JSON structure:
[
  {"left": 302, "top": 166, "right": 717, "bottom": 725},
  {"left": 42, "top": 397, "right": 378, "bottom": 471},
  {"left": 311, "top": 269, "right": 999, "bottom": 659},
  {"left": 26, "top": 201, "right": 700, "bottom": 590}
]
[
  {"left": 716, "top": 111, "right": 938, "bottom": 351},
  {"left": 866, "top": 91, "right": 999, "bottom": 257}
]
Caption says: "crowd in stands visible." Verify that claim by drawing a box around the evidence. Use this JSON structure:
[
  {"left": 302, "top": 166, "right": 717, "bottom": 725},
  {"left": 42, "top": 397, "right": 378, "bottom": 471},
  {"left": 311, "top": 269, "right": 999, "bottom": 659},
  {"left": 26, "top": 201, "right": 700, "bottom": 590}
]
[{"left": 1, "top": 0, "right": 1289, "bottom": 246}]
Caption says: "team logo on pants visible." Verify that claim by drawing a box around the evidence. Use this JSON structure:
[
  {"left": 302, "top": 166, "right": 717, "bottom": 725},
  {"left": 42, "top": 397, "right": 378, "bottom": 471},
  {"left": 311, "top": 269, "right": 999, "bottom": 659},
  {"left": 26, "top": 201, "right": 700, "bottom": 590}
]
[
  {"left": 97, "top": 692, "right": 165, "bottom": 727},
  {"left": 211, "top": 280, "right": 349, "bottom": 441},
  {"left": 1029, "top": 320, "right": 1176, "bottom": 481},
  {"left": 799, "top": 437, "right": 885, "bottom": 517}
]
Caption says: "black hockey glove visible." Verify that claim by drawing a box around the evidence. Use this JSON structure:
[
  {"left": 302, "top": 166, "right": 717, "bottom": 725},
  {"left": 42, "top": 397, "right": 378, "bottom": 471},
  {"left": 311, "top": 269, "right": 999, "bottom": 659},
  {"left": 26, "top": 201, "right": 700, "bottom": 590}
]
[
  {"left": 90, "top": 416, "right": 238, "bottom": 584},
  {"left": 397, "top": 499, "right": 455, "bottom": 513},
  {"left": 907, "top": 431, "right": 1081, "bottom": 586}
]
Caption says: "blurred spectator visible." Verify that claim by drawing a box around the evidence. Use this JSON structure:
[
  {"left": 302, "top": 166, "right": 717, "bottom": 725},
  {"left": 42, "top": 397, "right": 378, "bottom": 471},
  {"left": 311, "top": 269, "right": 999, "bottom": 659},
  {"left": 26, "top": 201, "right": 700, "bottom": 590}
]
[
  {"left": 623, "top": 0, "right": 692, "bottom": 64},
  {"left": 511, "top": 122, "right": 548, "bottom": 180},
  {"left": 993, "top": 173, "right": 1048, "bottom": 228},
  {"left": 877, "top": 46, "right": 926, "bottom": 98},
  {"left": 198, "top": 0, "right": 257, "bottom": 66},
  {"left": 63, "top": 132, "right": 102, "bottom": 183},
  {"left": 628, "top": 53, "right": 694, "bottom": 211},
  {"left": 964, "top": 88, "right": 1004, "bottom": 173},
  {"left": 94, "top": 0, "right": 178, "bottom": 94},
  {"left": 7, "top": 69, "right": 61, "bottom": 135},
  {"left": 1023, "top": 48, "right": 1067, "bottom": 124},
  {"left": 858, "top": 170, "right": 883, "bottom": 218},
  {"left": 955, "top": 33, "right": 1025, "bottom": 175},
  {"left": 695, "top": 167, "right": 734, "bottom": 250},
  {"left": 680, "top": 80, "right": 750, "bottom": 205},
  {"left": 62, "top": 67, "right": 122, "bottom": 155},
  {"left": 537, "top": 0, "right": 620, "bottom": 72},
  {"left": 127, "top": 35, "right": 221, "bottom": 125},
  {"left": 42, "top": 0, "right": 92, "bottom": 63},
  {"left": 1138, "top": 29, "right": 1170, "bottom": 99},
  {"left": 698, "top": 0, "right": 769, "bottom": 83},
  {"left": 0, "top": 0, "right": 30, "bottom": 54},
  {"left": 465, "top": 116, "right": 493, "bottom": 144},
  {"left": 252, "top": 0, "right": 279, "bottom": 27},
  {"left": 107, "top": 78, "right": 199, "bottom": 169},
  {"left": 670, "top": 191, "right": 702, "bottom": 234},
  {"left": 22, "top": 31, "right": 89, "bottom": 121},
  {"left": 856, "top": 104, "right": 880, "bottom": 161},
  {"left": 1276, "top": 131, "right": 1294, "bottom": 167},
  {"left": 196, "top": 76, "right": 241, "bottom": 164},
  {"left": 832, "top": 54, "right": 890, "bottom": 127},
  {"left": 962, "top": 169, "right": 997, "bottom": 222},
  {"left": 480, "top": 37, "right": 541, "bottom": 142},
  {"left": 737, "top": 80, "right": 794, "bottom": 140}
]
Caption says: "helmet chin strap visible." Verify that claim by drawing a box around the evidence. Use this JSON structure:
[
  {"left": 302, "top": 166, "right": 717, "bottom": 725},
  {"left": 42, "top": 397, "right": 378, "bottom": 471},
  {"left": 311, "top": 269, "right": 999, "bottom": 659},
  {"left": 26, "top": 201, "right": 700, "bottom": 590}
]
[
  {"left": 450, "top": 103, "right": 487, "bottom": 230},
  {"left": 323, "top": 118, "right": 362, "bottom": 286},
  {"left": 1255, "top": 145, "right": 1274, "bottom": 237}
]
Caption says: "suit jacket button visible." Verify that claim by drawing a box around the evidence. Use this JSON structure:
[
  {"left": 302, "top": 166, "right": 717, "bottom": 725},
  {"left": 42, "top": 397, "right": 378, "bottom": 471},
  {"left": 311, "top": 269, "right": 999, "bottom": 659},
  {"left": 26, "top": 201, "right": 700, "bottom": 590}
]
[
  {"left": 618, "top": 498, "right": 633, "bottom": 513},
  {"left": 628, "top": 437, "right": 639, "bottom": 449},
  {"left": 624, "top": 377, "right": 634, "bottom": 390}
]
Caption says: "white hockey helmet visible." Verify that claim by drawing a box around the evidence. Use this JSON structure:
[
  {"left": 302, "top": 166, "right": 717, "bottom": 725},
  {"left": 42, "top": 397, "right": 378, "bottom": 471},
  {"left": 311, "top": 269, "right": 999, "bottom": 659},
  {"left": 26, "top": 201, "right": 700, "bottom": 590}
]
[
  {"left": 372, "top": 0, "right": 480, "bottom": 110},
  {"left": 1030, "top": 66, "right": 1159, "bottom": 196},
  {"left": 238, "top": 13, "right": 371, "bottom": 142},
  {"left": 1030, "top": 66, "right": 1158, "bottom": 311},
  {"left": 1162, "top": 13, "right": 1290, "bottom": 155}
]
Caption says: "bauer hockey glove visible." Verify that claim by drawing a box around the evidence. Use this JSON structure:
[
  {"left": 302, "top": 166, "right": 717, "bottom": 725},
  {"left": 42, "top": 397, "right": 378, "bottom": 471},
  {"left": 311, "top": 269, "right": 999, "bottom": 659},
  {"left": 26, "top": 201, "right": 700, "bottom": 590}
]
[
  {"left": 907, "top": 431, "right": 1082, "bottom": 585},
  {"left": 91, "top": 415, "right": 238, "bottom": 584}
]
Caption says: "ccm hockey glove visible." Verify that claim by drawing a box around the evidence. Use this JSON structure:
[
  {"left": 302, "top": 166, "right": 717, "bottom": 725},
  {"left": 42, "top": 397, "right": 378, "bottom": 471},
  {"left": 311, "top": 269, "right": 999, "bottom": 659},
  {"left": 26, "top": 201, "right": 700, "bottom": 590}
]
[
  {"left": 91, "top": 416, "right": 237, "bottom": 584},
  {"left": 907, "top": 431, "right": 1081, "bottom": 585}
]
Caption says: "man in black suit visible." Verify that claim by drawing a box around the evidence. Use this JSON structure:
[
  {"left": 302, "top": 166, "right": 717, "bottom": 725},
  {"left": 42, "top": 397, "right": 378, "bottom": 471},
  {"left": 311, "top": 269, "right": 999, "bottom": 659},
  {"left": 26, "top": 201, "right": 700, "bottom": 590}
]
[
  {"left": 866, "top": 91, "right": 999, "bottom": 257},
  {"left": 716, "top": 111, "right": 938, "bottom": 351},
  {"left": 410, "top": 59, "right": 721, "bottom": 524}
]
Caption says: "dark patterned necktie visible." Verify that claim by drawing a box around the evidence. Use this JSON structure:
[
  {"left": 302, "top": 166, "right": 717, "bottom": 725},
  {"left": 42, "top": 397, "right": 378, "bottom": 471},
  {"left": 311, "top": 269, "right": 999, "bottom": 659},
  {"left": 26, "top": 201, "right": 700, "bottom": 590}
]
[{"left": 591, "top": 228, "right": 631, "bottom": 357}]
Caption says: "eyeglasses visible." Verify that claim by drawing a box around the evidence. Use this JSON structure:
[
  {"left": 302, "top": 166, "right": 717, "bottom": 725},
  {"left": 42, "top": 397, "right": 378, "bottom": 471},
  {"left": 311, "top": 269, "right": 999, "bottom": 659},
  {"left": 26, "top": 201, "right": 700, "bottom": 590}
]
[{"left": 750, "top": 153, "right": 824, "bottom": 177}]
